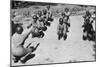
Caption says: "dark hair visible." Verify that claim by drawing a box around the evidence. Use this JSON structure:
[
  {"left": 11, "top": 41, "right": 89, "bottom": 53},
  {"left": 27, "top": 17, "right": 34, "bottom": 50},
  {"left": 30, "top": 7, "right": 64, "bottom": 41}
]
[
  {"left": 43, "top": 9, "right": 47, "bottom": 15},
  {"left": 38, "top": 10, "right": 42, "bottom": 16},
  {"left": 65, "top": 8, "right": 69, "bottom": 12},
  {"left": 33, "top": 15, "right": 38, "bottom": 19},
  {"left": 59, "top": 18, "right": 63, "bottom": 25},
  {"left": 16, "top": 25, "right": 23, "bottom": 34}
]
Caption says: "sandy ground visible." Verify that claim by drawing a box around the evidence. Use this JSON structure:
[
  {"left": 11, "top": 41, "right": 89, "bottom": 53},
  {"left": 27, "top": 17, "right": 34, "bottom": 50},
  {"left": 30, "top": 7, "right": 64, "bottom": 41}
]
[{"left": 12, "top": 15, "right": 95, "bottom": 66}]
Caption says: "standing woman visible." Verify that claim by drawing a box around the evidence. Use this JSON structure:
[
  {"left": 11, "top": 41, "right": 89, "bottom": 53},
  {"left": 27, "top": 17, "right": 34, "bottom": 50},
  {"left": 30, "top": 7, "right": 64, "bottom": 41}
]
[
  {"left": 57, "top": 18, "right": 65, "bottom": 40},
  {"left": 62, "top": 8, "right": 71, "bottom": 40},
  {"left": 63, "top": 8, "right": 71, "bottom": 28}
]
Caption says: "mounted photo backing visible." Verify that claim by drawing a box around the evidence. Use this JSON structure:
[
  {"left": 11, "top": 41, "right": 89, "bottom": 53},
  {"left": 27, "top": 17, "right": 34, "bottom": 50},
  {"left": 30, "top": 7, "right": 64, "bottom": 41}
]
[{"left": 10, "top": 0, "right": 96, "bottom": 66}]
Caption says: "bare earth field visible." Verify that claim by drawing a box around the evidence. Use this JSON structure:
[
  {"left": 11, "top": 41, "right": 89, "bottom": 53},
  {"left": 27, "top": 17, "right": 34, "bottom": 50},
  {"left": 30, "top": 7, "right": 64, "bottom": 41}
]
[{"left": 12, "top": 15, "right": 95, "bottom": 66}]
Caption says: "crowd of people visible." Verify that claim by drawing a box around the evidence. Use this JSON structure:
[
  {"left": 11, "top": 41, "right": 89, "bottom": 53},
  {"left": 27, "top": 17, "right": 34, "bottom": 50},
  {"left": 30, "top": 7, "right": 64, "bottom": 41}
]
[
  {"left": 30, "top": 9, "right": 54, "bottom": 38},
  {"left": 57, "top": 8, "right": 71, "bottom": 40},
  {"left": 82, "top": 10, "right": 96, "bottom": 41},
  {"left": 11, "top": 6, "right": 54, "bottom": 63},
  {"left": 11, "top": 6, "right": 96, "bottom": 64},
  {"left": 57, "top": 8, "right": 96, "bottom": 41}
]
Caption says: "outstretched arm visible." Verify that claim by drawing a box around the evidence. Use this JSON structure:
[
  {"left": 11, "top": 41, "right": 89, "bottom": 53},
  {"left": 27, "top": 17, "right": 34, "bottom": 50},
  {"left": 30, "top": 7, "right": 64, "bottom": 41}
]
[{"left": 20, "top": 26, "right": 33, "bottom": 46}]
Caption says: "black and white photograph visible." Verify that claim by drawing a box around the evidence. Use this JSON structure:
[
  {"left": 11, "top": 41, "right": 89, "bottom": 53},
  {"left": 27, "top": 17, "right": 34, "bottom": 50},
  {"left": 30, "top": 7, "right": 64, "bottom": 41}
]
[{"left": 10, "top": 0, "right": 96, "bottom": 66}]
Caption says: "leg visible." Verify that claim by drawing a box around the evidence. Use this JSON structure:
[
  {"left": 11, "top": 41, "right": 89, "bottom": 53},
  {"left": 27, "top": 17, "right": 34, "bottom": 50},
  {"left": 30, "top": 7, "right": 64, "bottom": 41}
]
[
  {"left": 21, "top": 54, "right": 35, "bottom": 64},
  {"left": 66, "top": 27, "right": 69, "bottom": 32},
  {"left": 20, "top": 43, "right": 40, "bottom": 63},
  {"left": 58, "top": 34, "right": 61, "bottom": 40},
  {"left": 20, "top": 47, "right": 35, "bottom": 63},
  {"left": 57, "top": 31, "right": 61, "bottom": 40},
  {"left": 63, "top": 33, "right": 67, "bottom": 40},
  {"left": 83, "top": 35, "right": 87, "bottom": 40},
  {"left": 58, "top": 32, "right": 63, "bottom": 40}
]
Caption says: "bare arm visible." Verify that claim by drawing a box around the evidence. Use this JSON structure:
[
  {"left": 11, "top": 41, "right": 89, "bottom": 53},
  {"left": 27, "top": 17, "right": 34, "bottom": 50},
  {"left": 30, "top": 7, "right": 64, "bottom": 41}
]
[{"left": 19, "top": 26, "right": 33, "bottom": 46}]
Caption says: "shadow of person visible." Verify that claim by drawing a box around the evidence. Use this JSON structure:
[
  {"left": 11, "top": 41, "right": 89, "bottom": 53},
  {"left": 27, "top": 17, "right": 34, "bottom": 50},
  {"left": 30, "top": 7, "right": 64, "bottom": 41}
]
[{"left": 20, "top": 54, "right": 35, "bottom": 64}]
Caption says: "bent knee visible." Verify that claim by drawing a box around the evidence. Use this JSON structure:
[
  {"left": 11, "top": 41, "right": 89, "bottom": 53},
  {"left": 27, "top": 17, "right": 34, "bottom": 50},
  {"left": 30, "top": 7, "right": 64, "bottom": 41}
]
[{"left": 12, "top": 47, "right": 27, "bottom": 57}]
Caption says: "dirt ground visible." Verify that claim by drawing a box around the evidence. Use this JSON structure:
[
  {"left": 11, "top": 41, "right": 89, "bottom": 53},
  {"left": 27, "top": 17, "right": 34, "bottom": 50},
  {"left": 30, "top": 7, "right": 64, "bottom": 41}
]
[{"left": 12, "top": 15, "right": 95, "bottom": 66}]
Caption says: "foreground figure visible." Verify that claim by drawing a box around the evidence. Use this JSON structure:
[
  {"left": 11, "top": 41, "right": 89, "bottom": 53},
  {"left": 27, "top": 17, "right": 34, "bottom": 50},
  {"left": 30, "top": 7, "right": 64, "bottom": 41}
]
[{"left": 12, "top": 24, "right": 40, "bottom": 63}]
